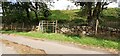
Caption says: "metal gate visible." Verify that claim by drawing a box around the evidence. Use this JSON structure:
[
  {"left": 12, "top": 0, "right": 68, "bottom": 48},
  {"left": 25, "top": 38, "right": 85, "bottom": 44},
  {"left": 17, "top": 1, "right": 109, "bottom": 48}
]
[{"left": 39, "top": 20, "right": 58, "bottom": 33}]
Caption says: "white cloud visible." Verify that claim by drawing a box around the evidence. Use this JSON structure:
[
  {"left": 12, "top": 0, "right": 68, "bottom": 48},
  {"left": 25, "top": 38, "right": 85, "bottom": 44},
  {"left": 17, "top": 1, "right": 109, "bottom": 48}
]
[
  {"left": 49, "top": 0, "right": 119, "bottom": 10},
  {"left": 50, "top": 0, "right": 77, "bottom": 10},
  {"left": 107, "top": 2, "right": 118, "bottom": 8},
  {"left": 8, "top": 0, "right": 16, "bottom": 3}
]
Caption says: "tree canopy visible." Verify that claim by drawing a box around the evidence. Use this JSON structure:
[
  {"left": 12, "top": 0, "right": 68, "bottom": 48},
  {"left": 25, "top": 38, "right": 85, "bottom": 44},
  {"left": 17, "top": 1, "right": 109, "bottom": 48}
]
[{"left": 2, "top": 1, "right": 51, "bottom": 25}]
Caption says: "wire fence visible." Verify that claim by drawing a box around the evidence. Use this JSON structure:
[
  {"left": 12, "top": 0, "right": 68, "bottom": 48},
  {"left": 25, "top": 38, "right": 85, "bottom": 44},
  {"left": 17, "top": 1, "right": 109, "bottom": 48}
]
[{"left": 2, "top": 23, "right": 36, "bottom": 31}]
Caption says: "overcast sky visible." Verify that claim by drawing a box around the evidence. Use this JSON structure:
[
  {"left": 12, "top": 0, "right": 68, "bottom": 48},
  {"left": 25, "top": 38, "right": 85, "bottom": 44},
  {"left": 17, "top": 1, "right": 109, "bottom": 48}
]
[
  {"left": 0, "top": 0, "right": 119, "bottom": 16},
  {"left": 0, "top": 0, "right": 119, "bottom": 12},
  {"left": 49, "top": 0, "right": 119, "bottom": 10},
  {"left": 7, "top": 0, "right": 119, "bottom": 10}
]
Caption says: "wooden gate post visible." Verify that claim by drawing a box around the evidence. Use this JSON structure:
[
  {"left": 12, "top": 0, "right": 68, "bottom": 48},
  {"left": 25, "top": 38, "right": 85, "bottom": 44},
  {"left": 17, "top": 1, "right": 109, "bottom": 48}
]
[{"left": 38, "top": 21, "right": 41, "bottom": 31}]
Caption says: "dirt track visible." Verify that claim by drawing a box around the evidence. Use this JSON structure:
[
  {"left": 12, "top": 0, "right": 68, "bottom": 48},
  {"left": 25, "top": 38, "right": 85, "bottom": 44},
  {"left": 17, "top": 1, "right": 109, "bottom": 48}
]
[
  {"left": 0, "top": 39, "right": 46, "bottom": 54},
  {"left": 0, "top": 41, "right": 17, "bottom": 54}
]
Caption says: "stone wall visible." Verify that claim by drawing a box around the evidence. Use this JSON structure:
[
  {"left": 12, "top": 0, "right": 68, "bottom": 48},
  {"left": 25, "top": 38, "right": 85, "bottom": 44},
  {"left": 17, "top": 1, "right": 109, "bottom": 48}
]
[{"left": 57, "top": 23, "right": 120, "bottom": 40}]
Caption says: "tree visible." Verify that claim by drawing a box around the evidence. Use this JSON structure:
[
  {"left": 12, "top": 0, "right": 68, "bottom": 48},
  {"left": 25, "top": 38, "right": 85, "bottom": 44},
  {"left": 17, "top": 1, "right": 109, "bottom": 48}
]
[
  {"left": 117, "top": 8, "right": 120, "bottom": 18},
  {"left": 74, "top": 0, "right": 115, "bottom": 35},
  {"left": 2, "top": 1, "right": 51, "bottom": 25},
  {"left": 29, "top": 2, "right": 51, "bottom": 22}
]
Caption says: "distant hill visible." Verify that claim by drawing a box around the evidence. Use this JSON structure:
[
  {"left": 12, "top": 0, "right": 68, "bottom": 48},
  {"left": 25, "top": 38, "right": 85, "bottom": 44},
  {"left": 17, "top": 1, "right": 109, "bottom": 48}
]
[{"left": 48, "top": 8, "right": 119, "bottom": 21}]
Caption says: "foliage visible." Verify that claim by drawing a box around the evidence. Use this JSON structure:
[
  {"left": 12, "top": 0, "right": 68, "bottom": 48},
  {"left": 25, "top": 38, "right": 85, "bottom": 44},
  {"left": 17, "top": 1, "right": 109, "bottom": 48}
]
[
  {"left": 100, "top": 8, "right": 120, "bottom": 28},
  {"left": 74, "top": 2, "right": 116, "bottom": 28},
  {"left": 48, "top": 10, "right": 70, "bottom": 20},
  {"left": 101, "top": 8, "right": 120, "bottom": 21},
  {"left": 101, "top": 8, "right": 120, "bottom": 18},
  {"left": 48, "top": 8, "right": 119, "bottom": 23},
  {"left": 48, "top": 10, "right": 86, "bottom": 21},
  {"left": 2, "top": 2, "right": 28, "bottom": 24},
  {"left": 2, "top": 2, "right": 51, "bottom": 25}
]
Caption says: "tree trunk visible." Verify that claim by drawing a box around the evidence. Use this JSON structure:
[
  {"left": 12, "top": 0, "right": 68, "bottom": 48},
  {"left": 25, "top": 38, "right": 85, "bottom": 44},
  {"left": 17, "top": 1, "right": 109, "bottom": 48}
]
[
  {"left": 87, "top": 2, "right": 93, "bottom": 26},
  {"left": 94, "top": 2, "right": 101, "bottom": 35},
  {"left": 2, "top": 2, "right": 5, "bottom": 17},
  {"left": 35, "top": 2, "right": 39, "bottom": 25},
  {"left": 35, "top": 11, "right": 39, "bottom": 25},
  {"left": 25, "top": 8, "right": 30, "bottom": 19}
]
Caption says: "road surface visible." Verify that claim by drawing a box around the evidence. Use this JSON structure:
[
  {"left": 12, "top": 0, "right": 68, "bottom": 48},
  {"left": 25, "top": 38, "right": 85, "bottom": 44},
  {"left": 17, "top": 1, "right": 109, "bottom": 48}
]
[{"left": 0, "top": 34, "right": 111, "bottom": 54}]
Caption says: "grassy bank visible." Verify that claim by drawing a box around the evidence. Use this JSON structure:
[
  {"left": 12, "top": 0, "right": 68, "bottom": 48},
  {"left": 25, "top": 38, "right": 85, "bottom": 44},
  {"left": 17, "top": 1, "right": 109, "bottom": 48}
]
[{"left": 1, "top": 30, "right": 119, "bottom": 50}]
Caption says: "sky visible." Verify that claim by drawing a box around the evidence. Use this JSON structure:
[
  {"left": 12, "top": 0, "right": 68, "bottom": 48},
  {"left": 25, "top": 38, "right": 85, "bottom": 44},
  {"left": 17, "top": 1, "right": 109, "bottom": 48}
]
[
  {"left": 50, "top": 0, "right": 119, "bottom": 10},
  {"left": 6, "top": 0, "right": 119, "bottom": 10},
  {"left": 107, "top": 2, "right": 119, "bottom": 8},
  {"left": 48, "top": 0, "right": 79, "bottom": 10},
  {"left": 0, "top": 0, "right": 119, "bottom": 14},
  {"left": 0, "top": 0, "right": 119, "bottom": 16}
]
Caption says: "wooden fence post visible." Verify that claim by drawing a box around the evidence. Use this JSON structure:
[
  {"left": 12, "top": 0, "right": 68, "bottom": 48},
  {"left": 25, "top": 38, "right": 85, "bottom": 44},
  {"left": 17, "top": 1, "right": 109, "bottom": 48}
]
[
  {"left": 47, "top": 21, "right": 48, "bottom": 32},
  {"left": 42, "top": 20, "right": 43, "bottom": 32},
  {"left": 15, "top": 23, "right": 16, "bottom": 31},
  {"left": 55, "top": 20, "right": 58, "bottom": 33},
  {"left": 22, "top": 23, "right": 24, "bottom": 31},
  {"left": 10, "top": 23, "right": 12, "bottom": 30},
  {"left": 53, "top": 21, "right": 54, "bottom": 33}
]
